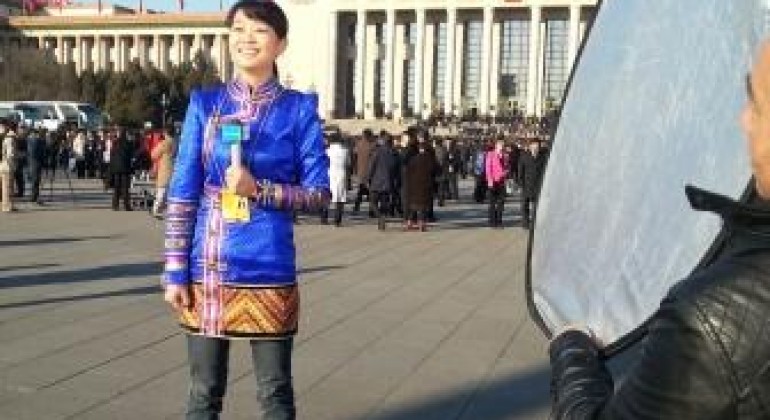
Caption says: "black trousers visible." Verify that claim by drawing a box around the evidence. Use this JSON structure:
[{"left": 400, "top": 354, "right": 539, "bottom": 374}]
[
  {"left": 75, "top": 160, "right": 86, "bottom": 179},
  {"left": 473, "top": 175, "right": 487, "bottom": 203},
  {"left": 521, "top": 196, "right": 537, "bottom": 227},
  {"left": 321, "top": 202, "right": 345, "bottom": 226},
  {"left": 353, "top": 183, "right": 374, "bottom": 215},
  {"left": 112, "top": 173, "right": 132, "bottom": 210},
  {"left": 488, "top": 184, "right": 506, "bottom": 227},
  {"left": 28, "top": 165, "right": 42, "bottom": 202},
  {"left": 372, "top": 191, "right": 390, "bottom": 229},
  {"left": 13, "top": 164, "right": 25, "bottom": 197}
]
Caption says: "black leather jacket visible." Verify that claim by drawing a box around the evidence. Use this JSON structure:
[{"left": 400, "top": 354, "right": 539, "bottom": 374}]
[{"left": 549, "top": 186, "right": 770, "bottom": 419}]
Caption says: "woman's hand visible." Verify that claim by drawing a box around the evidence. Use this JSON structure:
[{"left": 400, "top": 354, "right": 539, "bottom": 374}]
[
  {"left": 164, "top": 284, "right": 191, "bottom": 312},
  {"left": 226, "top": 164, "right": 258, "bottom": 198}
]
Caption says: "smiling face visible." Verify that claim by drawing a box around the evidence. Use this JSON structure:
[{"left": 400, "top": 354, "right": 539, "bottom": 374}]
[
  {"left": 741, "top": 42, "right": 770, "bottom": 198},
  {"left": 228, "top": 9, "right": 286, "bottom": 76}
]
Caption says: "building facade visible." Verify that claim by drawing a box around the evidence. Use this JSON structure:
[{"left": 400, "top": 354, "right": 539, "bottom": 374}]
[
  {"left": 1, "top": 9, "right": 233, "bottom": 80},
  {"left": 282, "top": 0, "right": 597, "bottom": 119},
  {"left": 0, "top": 0, "right": 598, "bottom": 119}
]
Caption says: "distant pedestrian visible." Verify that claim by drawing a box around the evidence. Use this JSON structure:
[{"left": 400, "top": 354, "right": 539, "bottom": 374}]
[
  {"left": 109, "top": 127, "right": 134, "bottom": 211},
  {"left": 72, "top": 130, "right": 87, "bottom": 179},
  {"left": 517, "top": 139, "right": 547, "bottom": 229},
  {"left": 150, "top": 128, "right": 175, "bottom": 218},
  {"left": 353, "top": 129, "right": 375, "bottom": 216},
  {"left": 366, "top": 132, "right": 398, "bottom": 230},
  {"left": 404, "top": 133, "right": 438, "bottom": 231},
  {"left": 12, "top": 128, "right": 27, "bottom": 198},
  {"left": 485, "top": 139, "right": 508, "bottom": 228},
  {"left": 324, "top": 133, "right": 350, "bottom": 226},
  {"left": 0, "top": 125, "right": 16, "bottom": 212},
  {"left": 26, "top": 128, "right": 46, "bottom": 205}
]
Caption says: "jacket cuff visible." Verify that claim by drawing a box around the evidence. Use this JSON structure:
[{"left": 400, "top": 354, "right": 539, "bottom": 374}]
[
  {"left": 163, "top": 270, "right": 191, "bottom": 286},
  {"left": 549, "top": 329, "right": 600, "bottom": 362}
]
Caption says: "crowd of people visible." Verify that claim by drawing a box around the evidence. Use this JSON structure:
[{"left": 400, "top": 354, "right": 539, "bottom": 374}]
[
  {"left": 321, "top": 117, "right": 550, "bottom": 231},
  {"left": 0, "top": 111, "right": 551, "bottom": 232},
  {"left": 0, "top": 119, "right": 175, "bottom": 215}
]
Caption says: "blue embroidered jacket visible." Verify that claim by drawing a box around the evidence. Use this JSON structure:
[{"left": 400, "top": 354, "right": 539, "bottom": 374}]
[{"left": 163, "top": 81, "right": 330, "bottom": 287}]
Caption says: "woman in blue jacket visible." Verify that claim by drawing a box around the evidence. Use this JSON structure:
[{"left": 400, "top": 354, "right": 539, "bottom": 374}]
[{"left": 162, "top": 1, "right": 330, "bottom": 418}]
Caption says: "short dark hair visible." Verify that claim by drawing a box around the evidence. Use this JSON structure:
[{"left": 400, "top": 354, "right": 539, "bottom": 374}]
[{"left": 226, "top": 0, "right": 288, "bottom": 40}]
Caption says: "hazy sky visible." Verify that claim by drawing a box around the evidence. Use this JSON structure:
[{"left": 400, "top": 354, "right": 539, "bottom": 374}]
[{"left": 111, "top": 0, "right": 234, "bottom": 13}]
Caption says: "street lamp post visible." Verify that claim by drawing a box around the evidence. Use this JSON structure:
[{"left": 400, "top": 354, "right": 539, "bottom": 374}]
[{"left": 160, "top": 93, "right": 169, "bottom": 127}]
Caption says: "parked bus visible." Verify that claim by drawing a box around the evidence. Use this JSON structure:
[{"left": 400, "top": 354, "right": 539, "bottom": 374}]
[
  {"left": 19, "top": 101, "right": 104, "bottom": 131},
  {"left": 0, "top": 102, "right": 43, "bottom": 128}
]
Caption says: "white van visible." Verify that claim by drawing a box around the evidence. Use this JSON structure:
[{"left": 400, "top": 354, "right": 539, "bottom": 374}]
[
  {"left": 20, "top": 101, "right": 104, "bottom": 131},
  {"left": 0, "top": 102, "right": 43, "bottom": 128}
]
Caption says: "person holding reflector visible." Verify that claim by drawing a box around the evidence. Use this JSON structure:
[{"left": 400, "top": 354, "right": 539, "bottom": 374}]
[{"left": 548, "top": 40, "right": 770, "bottom": 420}]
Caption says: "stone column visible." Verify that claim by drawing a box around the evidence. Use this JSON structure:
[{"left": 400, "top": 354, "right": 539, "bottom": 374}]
[
  {"left": 153, "top": 34, "right": 162, "bottom": 70},
  {"left": 444, "top": 8, "right": 456, "bottom": 115},
  {"left": 220, "top": 34, "right": 230, "bottom": 80},
  {"left": 414, "top": 9, "right": 425, "bottom": 119},
  {"left": 422, "top": 20, "right": 435, "bottom": 118},
  {"left": 536, "top": 17, "right": 546, "bottom": 116},
  {"left": 94, "top": 36, "right": 102, "bottom": 71},
  {"left": 526, "top": 6, "right": 541, "bottom": 116},
  {"left": 480, "top": 6, "right": 493, "bottom": 116},
  {"left": 193, "top": 33, "right": 202, "bottom": 60},
  {"left": 173, "top": 34, "right": 182, "bottom": 66},
  {"left": 327, "top": 11, "right": 338, "bottom": 118},
  {"left": 490, "top": 18, "right": 501, "bottom": 116},
  {"left": 363, "top": 21, "right": 377, "bottom": 119},
  {"left": 384, "top": 9, "right": 395, "bottom": 116},
  {"left": 393, "top": 21, "right": 406, "bottom": 120},
  {"left": 567, "top": 4, "right": 581, "bottom": 70},
  {"left": 56, "top": 36, "right": 64, "bottom": 65},
  {"left": 355, "top": 9, "right": 366, "bottom": 117},
  {"left": 453, "top": 18, "right": 464, "bottom": 115}
]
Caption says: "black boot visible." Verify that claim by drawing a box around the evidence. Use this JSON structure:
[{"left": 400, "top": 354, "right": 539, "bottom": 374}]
[
  {"left": 321, "top": 208, "right": 329, "bottom": 225},
  {"left": 334, "top": 203, "right": 344, "bottom": 227}
]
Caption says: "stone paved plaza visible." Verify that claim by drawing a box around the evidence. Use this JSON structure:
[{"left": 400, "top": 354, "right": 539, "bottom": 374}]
[{"left": 0, "top": 176, "right": 551, "bottom": 420}]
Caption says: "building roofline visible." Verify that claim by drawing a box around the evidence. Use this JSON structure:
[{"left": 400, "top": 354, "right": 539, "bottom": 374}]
[{"left": 5, "top": 12, "right": 226, "bottom": 30}]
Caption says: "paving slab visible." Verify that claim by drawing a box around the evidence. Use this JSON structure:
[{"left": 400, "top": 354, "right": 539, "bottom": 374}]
[{"left": 0, "top": 176, "right": 550, "bottom": 419}]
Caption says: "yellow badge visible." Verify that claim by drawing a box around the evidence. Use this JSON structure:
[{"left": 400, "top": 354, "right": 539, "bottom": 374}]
[{"left": 221, "top": 191, "right": 250, "bottom": 222}]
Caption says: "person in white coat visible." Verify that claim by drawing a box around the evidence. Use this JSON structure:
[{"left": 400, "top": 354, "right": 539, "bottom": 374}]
[
  {"left": 0, "top": 124, "right": 17, "bottom": 212},
  {"left": 323, "top": 132, "right": 350, "bottom": 226}
]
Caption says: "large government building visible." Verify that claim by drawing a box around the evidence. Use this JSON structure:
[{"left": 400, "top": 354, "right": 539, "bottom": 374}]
[{"left": 0, "top": 0, "right": 598, "bottom": 119}]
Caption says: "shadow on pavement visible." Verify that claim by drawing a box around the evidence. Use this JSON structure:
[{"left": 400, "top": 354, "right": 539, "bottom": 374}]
[
  {"left": 297, "top": 265, "right": 347, "bottom": 275},
  {"left": 0, "top": 235, "right": 117, "bottom": 248},
  {"left": 0, "top": 285, "right": 161, "bottom": 309},
  {"left": 367, "top": 365, "right": 552, "bottom": 420},
  {"left": 0, "top": 261, "right": 162, "bottom": 289},
  {"left": 0, "top": 263, "right": 61, "bottom": 273}
]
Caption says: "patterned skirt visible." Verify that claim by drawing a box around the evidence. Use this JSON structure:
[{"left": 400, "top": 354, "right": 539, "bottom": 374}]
[{"left": 179, "top": 283, "right": 299, "bottom": 340}]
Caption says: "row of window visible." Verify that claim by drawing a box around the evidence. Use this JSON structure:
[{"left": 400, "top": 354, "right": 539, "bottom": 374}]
[{"left": 346, "top": 17, "right": 571, "bottom": 116}]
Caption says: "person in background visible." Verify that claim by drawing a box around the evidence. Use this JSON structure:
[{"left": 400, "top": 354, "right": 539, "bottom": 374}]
[
  {"left": 517, "top": 139, "right": 547, "bottom": 229},
  {"left": 26, "top": 128, "right": 46, "bottom": 206},
  {"left": 485, "top": 138, "right": 508, "bottom": 228},
  {"left": 12, "top": 127, "right": 27, "bottom": 198},
  {"left": 72, "top": 129, "right": 87, "bottom": 179},
  {"left": 0, "top": 123, "right": 16, "bottom": 212},
  {"left": 324, "top": 132, "right": 350, "bottom": 227},
  {"left": 109, "top": 127, "right": 134, "bottom": 211},
  {"left": 353, "top": 129, "right": 375, "bottom": 217},
  {"left": 150, "top": 128, "right": 175, "bottom": 219},
  {"left": 404, "top": 130, "right": 437, "bottom": 232},
  {"left": 366, "top": 131, "right": 398, "bottom": 231}
]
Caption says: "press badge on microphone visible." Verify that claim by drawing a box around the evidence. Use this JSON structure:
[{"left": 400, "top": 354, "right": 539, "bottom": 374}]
[{"left": 221, "top": 122, "right": 251, "bottom": 223}]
